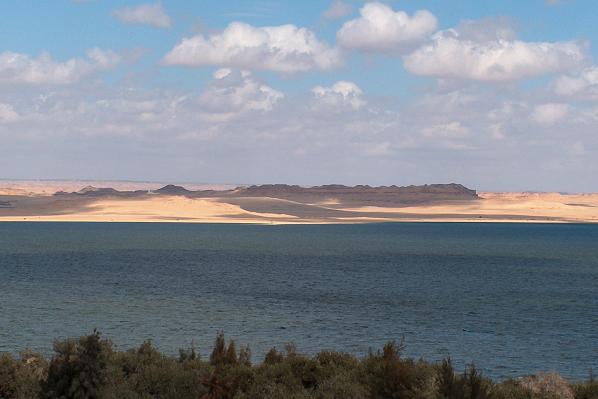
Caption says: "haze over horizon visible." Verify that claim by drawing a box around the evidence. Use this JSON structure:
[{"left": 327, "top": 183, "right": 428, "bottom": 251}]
[
  {"left": 2, "top": 0, "right": 597, "bottom": 192},
  {"left": 1, "top": 177, "right": 595, "bottom": 195}
]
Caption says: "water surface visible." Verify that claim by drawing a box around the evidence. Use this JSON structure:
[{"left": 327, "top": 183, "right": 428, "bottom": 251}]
[{"left": 0, "top": 222, "right": 596, "bottom": 379}]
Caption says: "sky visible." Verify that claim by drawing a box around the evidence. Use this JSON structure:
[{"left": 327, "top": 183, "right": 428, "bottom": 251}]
[{"left": 1, "top": 0, "right": 598, "bottom": 191}]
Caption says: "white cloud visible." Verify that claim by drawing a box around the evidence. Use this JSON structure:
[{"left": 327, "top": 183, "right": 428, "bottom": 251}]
[
  {"left": 0, "top": 103, "right": 19, "bottom": 122},
  {"left": 363, "top": 141, "right": 392, "bottom": 156},
  {"left": 488, "top": 123, "right": 507, "bottom": 140},
  {"left": 323, "top": 0, "right": 353, "bottom": 20},
  {"left": 399, "top": 88, "right": 530, "bottom": 149},
  {"left": 554, "top": 66, "right": 598, "bottom": 100},
  {"left": 163, "top": 22, "right": 341, "bottom": 73},
  {"left": 337, "top": 2, "right": 437, "bottom": 53},
  {"left": 312, "top": 81, "right": 365, "bottom": 110},
  {"left": 403, "top": 20, "right": 585, "bottom": 81},
  {"left": 113, "top": 3, "right": 172, "bottom": 29},
  {"left": 212, "top": 68, "right": 235, "bottom": 80},
  {"left": 0, "top": 48, "right": 121, "bottom": 85},
  {"left": 569, "top": 141, "right": 585, "bottom": 156},
  {"left": 450, "top": 17, "right": 517, "bottom": 43},
  {"left": 198, "top": 69, "right": 284, "bottom": 122},
  {"left": 422, "top": 121, "right": 470, "bottom": 139},
  {"left": 530, "top": 103, "right": 569, "bottom": 125}
]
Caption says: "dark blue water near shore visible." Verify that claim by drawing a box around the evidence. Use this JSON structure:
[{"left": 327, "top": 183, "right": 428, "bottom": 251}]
[{"left": 0, "top": 222, "right": 596, "bottom": 379}]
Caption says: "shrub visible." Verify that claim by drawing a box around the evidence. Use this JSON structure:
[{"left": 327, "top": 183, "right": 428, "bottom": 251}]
[
  {"left": 0, "top": 353, "right": 18, "bottom": 398},
  {"left": 573, "top": 378, "right": 598, "bottom": 399},
  {"left": 178, "top": 341, "right": 199, "bottom": 363},
  {"left": 210, "top": 332, "right": 226, "bottom": 367},
  {"left": 0, "top": 332, "right": 593, "bottom": 399},
  {"left": 225, "top": 341, "right": 237, "bottom": 366},
  {"left": 41, "top": 330, "right": 109, "bottom": 399},
  {"left": 264, "top": 347, "right": 284, "bottom": 365},
  {"left": 519, "top": 372, "right": 575, "bottom": 399},
  {"left": 238, "top": 345, "right": 251, "bottom": 367}
]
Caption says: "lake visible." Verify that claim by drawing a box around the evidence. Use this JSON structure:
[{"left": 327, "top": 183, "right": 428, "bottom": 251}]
[{"left": 0, "top": 222, "right": 596, "bottom": 380}]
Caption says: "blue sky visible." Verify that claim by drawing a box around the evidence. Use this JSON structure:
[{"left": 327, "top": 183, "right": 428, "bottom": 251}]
[
  {"left": 3, "top": 0, "right": 597, "bottom": 93},
  {"left": 1, "top": 0, "right": 598, "bottom": 191}
]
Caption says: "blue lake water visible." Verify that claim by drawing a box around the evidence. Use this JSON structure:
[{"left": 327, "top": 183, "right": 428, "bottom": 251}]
[{"left": 0, "top": 222, "right": 596, "bottom": 380}]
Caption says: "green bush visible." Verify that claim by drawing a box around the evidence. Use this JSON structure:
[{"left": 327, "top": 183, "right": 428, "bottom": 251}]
[
  {"left": 41, "top": 330, "right": 108, "bottom": 399},
  {"left": 573, "top": 380, "right": 598, "bottom": 399},
  {"left": 0, "top": 350, "right": 47, "bottom": 399},
  {"left": 0, "top": 331, "right": 594, "bottom": 399}
]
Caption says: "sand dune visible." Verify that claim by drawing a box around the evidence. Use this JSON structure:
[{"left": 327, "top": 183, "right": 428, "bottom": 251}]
[
  {"left": 342, "top": 192, "right": 598, "bottom": 223},
  {"left": 0, "top": 196, "right": 298, "bottom": 224}
]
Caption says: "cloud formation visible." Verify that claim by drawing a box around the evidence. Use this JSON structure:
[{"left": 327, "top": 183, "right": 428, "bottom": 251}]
[
  {"left": 0, "top": 103, "right": 19, "bottom": 122},
  {"left": 3, "top": 2, "right": 598, "bottom": 190},
  {"left": 163, "top": 22, "right": 341, "bottom": 73},
  {"left": 322, "top": 1, "right": 353, "bottom": 20},
  {"left": 0, "top": 48, "right": 121, "bottom": 85},
  {"left": 554, "top": 66, "right": 598, "bottom": 100},
  {"left": 403, "top": 19, "right": 585, "bottom": 81},
  {"left": 198, "top": 69, "right": 284, "bottom": 122},
  {"left": 422, "top": 121, "right": 470, "bottom": 139},
  {"left": 113, "top": 3, "right": 172, "bottom": 28},
  {"left": 337, "top": 2, "right": 437, "bottom": 53},
  {"left": 530, "top": 103, "right": 569, "bottom": 125},
  {"left": 312, "top": 81, "right": 365, "bottom": 110},
  {"left": 4, "top": 72, "right": 598, "bottom": 190}
]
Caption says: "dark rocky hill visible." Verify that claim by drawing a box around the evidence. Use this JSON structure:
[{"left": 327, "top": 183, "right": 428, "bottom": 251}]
[
  {"left": 154, "top": 185, "right": 193, "bottom": 195},
  {"left": 53, "top": 183, "right": 479, "bottom": 207},
  {"left": 230, "top": 183, "right": 478, "bottom": 206}
]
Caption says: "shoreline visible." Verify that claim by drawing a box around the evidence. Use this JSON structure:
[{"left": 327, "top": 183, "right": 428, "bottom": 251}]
[{"left": 0, "top": 218, "right": 594, "bottom": 224}]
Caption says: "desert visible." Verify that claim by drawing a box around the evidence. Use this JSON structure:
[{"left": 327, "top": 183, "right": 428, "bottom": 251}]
[{"left": 1, "top": 180, "right": 596, "bottom": 224}]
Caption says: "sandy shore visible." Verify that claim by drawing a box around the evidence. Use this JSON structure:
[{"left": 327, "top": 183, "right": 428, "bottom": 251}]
[
  {"left": 1, "top": 182, "right": 597, "bottom": 224},
  {"left": 340, "top": 192, "right": 598, "bottom": 223}
]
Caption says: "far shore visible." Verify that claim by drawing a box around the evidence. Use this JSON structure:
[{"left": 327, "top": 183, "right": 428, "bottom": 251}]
[{"left": 1, "top": 181, "right": 597, "bottom": 224}]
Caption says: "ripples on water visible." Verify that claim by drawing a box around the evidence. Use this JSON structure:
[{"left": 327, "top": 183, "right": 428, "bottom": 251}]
[{"left": 0, "top": 222, "right": 596, "bottom": 379}]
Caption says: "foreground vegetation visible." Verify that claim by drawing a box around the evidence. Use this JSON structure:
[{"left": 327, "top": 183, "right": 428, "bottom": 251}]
[{"left": 0, "top": 331, "right": 596, "bottom": 399}]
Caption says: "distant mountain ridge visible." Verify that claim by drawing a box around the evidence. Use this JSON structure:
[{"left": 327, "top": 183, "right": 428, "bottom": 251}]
[
  {"left": 232, "top": 183, "right": 478, "bottom": 206},
  {"left": 238, "top": 183, "right": 476, "bottom": 196},
  {"left": 54, "top": 183, "right": 478, "bottom": 207}
]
